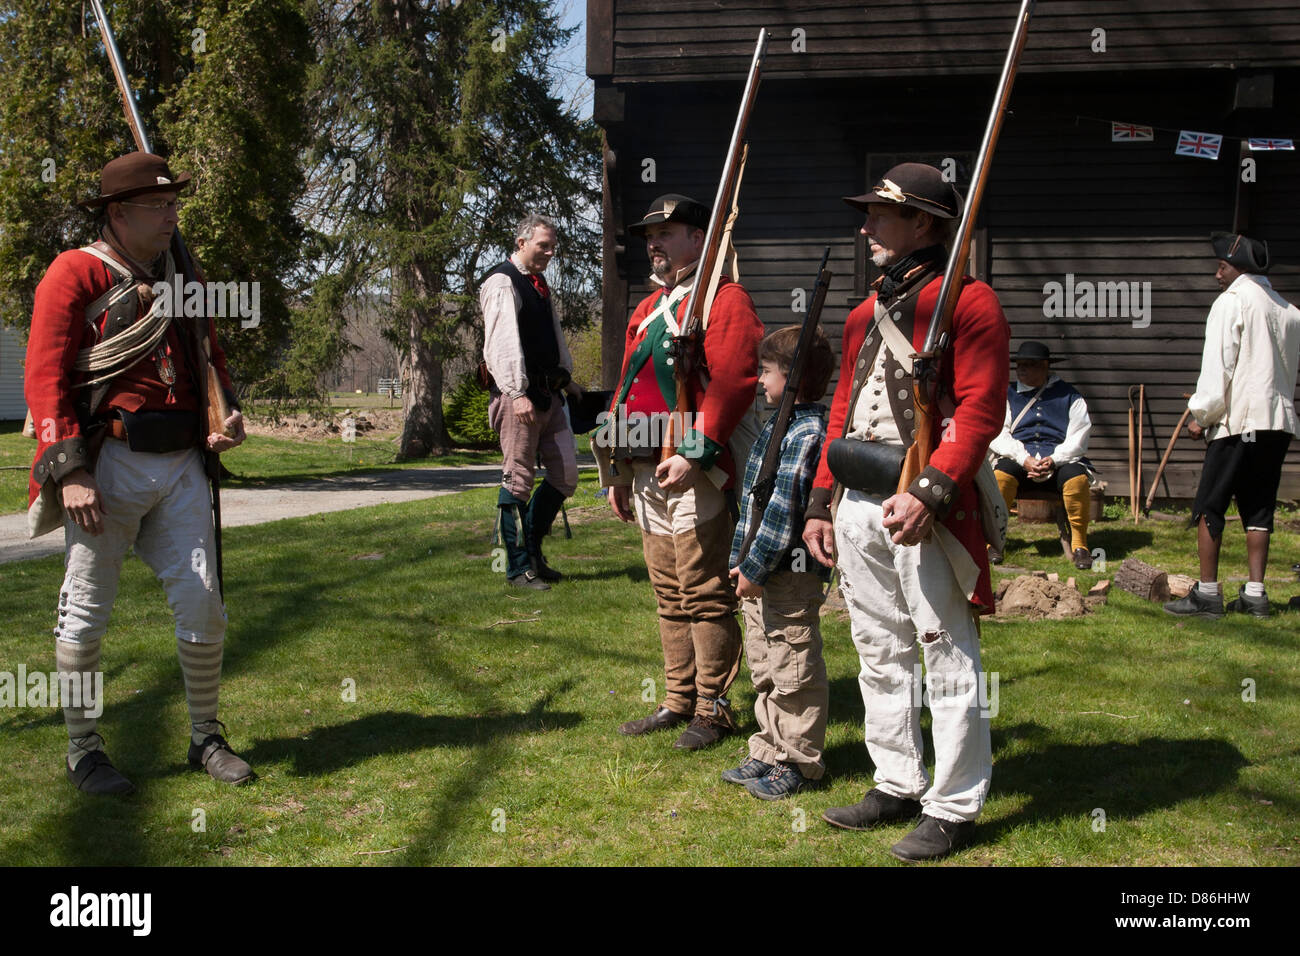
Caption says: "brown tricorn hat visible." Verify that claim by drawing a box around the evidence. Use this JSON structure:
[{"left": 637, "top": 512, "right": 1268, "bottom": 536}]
[
  {"left": 80, "top": 151, "right": 192, "bottom": 209},
  {"left": 627, "top": 194, "right": 710, "bottom": 237},
  {"left": 1210, "top": 231, "right": 1269, "bottom": 274},
  {"left": 843, "top": 162, "right": 962, "bottom": 220}
]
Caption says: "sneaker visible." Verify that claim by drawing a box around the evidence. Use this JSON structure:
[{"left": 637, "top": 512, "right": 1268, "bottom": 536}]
[
  {"left": 822, "top": 787, "right": 922, "bottom": 831},
  {"left": 1163, "top": 583, "right": 1224, "bottom": 619},
  {"left": 672, "top": 715, "right": 732, "bottom": 751},
  {"left": 508, "top": 570, "right": 550, "bottom": 591},
  {"left": 721, "top": 757, "right": 774, "bottom": 785},
  {"left": 745, "top": 763, "right": 809, "bottom": 800},
  {"left": 1072, "top": 547, "right": 1093, "bottom": 571},
  {"left": 1226, "top": 585, "right": 1271, "bottom": 618},
  {"left": 188, "top": 724, "right": 255, "bottom": 785},
  {"left": 67, "top": 748, "right": 134, "bottom": 795},
  {"left": 890, "top": 814, "right": 975, "bottom": 862},
  {"left": 618, "top": 706, "right": 690, "bottom": 736}
]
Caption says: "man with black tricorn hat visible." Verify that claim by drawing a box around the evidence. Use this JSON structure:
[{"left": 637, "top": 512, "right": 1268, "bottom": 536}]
[
  {"left": 802, "top": 163, "right": 1009, "bottom": 861},
  {"left": 989, "top": 340, "right": 1096, "bottom": 569},
  {"left": 602, "top": 193, "right": 763, "bottom": 750},
  {"left": 24, "top": 151, "right": 251, "bottom": 794},
  {"left": 1164, "top": 232, "right": 1300, "bottom": 619}
]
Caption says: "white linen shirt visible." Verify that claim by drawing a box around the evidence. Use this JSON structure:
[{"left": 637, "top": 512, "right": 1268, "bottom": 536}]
[
  {"left": 1189, "top": 273, "right": 1300, "bottom": 442},
  {"left": 479, "top": 253, "right": 573, "bottom": 399},
  {"left": 988, "top": 374, "right": 1091, "bottom": 465}
]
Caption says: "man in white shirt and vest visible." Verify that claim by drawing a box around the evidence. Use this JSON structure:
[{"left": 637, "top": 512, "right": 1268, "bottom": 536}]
[
  {"left": 480, "top": 213, "right": 580, "bottom": 590},
  {"left": 989, "top": 341, "right": 1094, "bottom": 570},
  {"left": 1165, "top": 232, "right": 1300, "bottom": 619}
]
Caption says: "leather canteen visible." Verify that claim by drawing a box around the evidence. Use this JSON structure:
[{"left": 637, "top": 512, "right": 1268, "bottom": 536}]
[{"left": 827, "top": 437, "right": 905, "bottom": 497}]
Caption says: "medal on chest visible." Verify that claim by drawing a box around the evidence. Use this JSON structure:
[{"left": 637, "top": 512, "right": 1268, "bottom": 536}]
[{"left": 154, "top": 345, "right": 177, "bottom": 403}]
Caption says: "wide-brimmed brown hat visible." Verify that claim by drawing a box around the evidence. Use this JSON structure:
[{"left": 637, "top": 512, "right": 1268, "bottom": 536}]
[
  {"left": 80, "top": 151, "right": 191, "bottom": 209},
  {"left": 843, "top": 162, "right": 962, "bottom": 220},
  {"left": 627, "top": 194, "right": 710, "bottom": 237},
  {"left": 1210, "top": 231, "right": 1269, "bottom": 274}
]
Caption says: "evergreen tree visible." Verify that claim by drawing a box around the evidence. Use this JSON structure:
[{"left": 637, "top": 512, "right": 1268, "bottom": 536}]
[{"left": 302, "top": 0, "right": 599, "bottom": 458}]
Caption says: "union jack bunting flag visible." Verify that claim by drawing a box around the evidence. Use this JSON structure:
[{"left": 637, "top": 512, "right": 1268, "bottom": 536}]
[
  {"left": 1111, "top": 122, "right": 1153, "bottom": 142},
  {"left": 1176, "top": 130, "right": 1222, "bottom": 159},
  {"left": 1247, "top": 138, "right": 1295, "bottom": 151}
]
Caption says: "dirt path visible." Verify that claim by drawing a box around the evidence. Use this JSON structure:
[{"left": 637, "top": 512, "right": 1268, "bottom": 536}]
[{"left": 0, "top": 464, "right": 512, "bottom": 566}]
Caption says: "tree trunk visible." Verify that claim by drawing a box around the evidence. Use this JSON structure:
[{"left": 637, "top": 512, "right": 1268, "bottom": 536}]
[{"left": 398, "top": 308, "right": 451, "bottom": 459}]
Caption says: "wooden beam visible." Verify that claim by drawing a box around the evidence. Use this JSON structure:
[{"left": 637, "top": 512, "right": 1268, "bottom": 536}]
[{"left": 586, "top": 0, "right": 615, "bottom": 79}]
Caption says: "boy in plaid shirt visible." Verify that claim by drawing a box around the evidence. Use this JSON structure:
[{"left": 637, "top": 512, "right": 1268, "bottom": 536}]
[{"left": 726, "top": 325, "right": 835, "bottom": 799}]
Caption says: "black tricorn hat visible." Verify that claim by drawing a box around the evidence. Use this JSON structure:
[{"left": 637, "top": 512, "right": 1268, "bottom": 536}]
[
  {"left": 627, "top": 194, "right": 710, "bottom": 236},
  {"left": 1210, "top": 232, "right": 1269, "bottom": 274},
  {"left": 843, "top": 162, "right": 962, "bottom": 220},
  {"left": 80, "top": 151, "right": 191, "bottom": 209},
  {"left": 1013, "top": 341, "right": 1056, "bottom": 363}
]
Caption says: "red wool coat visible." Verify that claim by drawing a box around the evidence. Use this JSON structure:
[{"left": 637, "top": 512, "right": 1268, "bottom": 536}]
[
  {"left": 611, "top": 278, "right": 763, "bottom": 488},
  {"left": 813, "top": 274, "right": 1010, "bottom": 612},
  {"left": 24, "top": 248, "right": 236, "bottom": 509}
]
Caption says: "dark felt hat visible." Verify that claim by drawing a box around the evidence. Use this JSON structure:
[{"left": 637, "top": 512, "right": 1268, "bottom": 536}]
[
  {"left": 1013, "top": 341, "right": 1055, "bottom": 363},
  {"left": 843, "top": 162, "right": 962, "bottom": 220},
  {"left": 1210, "top": 232, "right": 1269, "bottom": 274},
  {"left": 80, "top": 151, "right": 191, "bottom": 209},
  {"left": 627, "top": 194, "right": 710, "bottom": 236}
]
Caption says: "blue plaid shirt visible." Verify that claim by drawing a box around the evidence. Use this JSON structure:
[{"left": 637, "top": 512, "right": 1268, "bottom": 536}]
[{"left": 729, "top": 404, "right": 828, "bottom": 585}]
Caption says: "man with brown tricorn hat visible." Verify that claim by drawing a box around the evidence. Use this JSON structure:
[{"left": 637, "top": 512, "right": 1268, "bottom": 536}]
[
  {"left": 1165, "top": 231, "right": 1300, "bottom": 619},
  {"left": 24, "top": 150, "right": 252, "bottom": 793},
  {"left": 600, "top": 192, "right": 764, "bottom": 750},
  {"left": 802, "top": 162, "right": 1009, "bottom": 860}
]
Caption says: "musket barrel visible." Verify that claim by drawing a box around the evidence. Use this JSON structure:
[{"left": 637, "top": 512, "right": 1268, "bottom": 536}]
[{"left": 89, "top": 0, "right": 151, "bottom": 153}]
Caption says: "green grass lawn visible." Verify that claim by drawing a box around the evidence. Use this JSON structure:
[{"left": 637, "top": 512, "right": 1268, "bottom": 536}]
[{"left": 0, "top": 477, "right": 1296, "bottom": 866}]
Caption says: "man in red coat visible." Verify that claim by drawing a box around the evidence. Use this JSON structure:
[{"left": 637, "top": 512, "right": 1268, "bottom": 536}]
[
  {"left": 25, "top": 152, "right": 251, "bottom": 794},
  {"left": 603, "top": 194, "right": 763, "bottom": 749},
  {"left": 802, "top": 164, "right": 1009, "bottom": 861}
]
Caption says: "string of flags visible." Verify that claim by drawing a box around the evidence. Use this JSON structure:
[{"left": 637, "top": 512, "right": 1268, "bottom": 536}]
[{"left": 1106, "top": 121, "right": 1293, "bottom": 160}]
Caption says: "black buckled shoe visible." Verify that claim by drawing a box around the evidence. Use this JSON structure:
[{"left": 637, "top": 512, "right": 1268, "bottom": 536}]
[
  {"left": 1226, "top": 585, "right": 1272, "bottom": 618},
  {"left": 188, "top": 724, "right": 255, "bottom": 785},
  {"left": 1072, "top": 547, "right": 1093, "bottom": 570},
  {"left": 889, "top": 814, "right": 975, "bottom": 862},
  {"left": 822, "top": 788, "right": 922, "bottom": 831},
  {"left": 67, "top": 749, "right": 134, "bottom": 795},
  {"left": 618, "top": 706, "right": 690, "bottom": 736},
  {"left": 1163, "top": 583, "right": 1225, "bottom": 619},
  {"left": 508, "top": 570, "right": 550, "bottom": 591}
]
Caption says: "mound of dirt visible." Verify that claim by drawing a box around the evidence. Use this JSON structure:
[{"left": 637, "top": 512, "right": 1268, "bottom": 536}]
[
  {"left": 995, "top": 574, "right": 1089, "bottom": 619},
  {"left": 245, "top": 409, "right": 402, "bottom": 440}
]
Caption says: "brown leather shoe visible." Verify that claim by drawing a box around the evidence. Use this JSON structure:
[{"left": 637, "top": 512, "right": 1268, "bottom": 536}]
[
  {"left": 618, "top": 706, "right": 690, "bottom": 736},
  {"left": 67, "top": 749, "right": 134, "bottom": 795},
  {"left": 672, "top": 715, "right": 733, "bottom": 750},
  {"left": 188, "top": 728, "right": 255, "bottom": 785}
]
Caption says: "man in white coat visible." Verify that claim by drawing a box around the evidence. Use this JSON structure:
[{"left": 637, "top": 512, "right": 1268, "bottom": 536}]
[{"left": 1165, "top": 232, "right": 1300, "bottom": 619}]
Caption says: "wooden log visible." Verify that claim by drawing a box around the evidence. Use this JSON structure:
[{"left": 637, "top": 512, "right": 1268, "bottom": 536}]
[
  {"left": 1018, "top": 498, "right": 1056, "bottom": 523},
  {"left": 1114, "top": 557, "right": 1170, "bottom": 602},
  {"left": 1088, "top": 579, "right": 1111, "bottom": 597},
  {"left": 1166, "top": 573, "right": 1196, "bottom": 599}
]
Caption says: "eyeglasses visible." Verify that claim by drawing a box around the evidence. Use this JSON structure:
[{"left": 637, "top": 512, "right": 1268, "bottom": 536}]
[{"left": 120, "top": 199, "right": 183, "bottom": 212}]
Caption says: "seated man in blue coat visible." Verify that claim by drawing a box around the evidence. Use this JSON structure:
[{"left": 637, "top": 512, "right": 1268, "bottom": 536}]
[{"left": 989, "top": 341, "right": 1094, "bottom": 570}]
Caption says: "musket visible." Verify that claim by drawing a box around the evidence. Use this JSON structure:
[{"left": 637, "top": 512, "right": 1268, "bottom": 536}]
[
  {"left": 88, "top": 0, "right": 232, "bottom": 594},
  {"left": 662, "top": 28, "right": 768, "bottom": 461},
  {"left": 735, "top": 247, "right": 832, "bottom": 566},
  {"left": 896, "top": 0, "right": 1035, "bottom": 495}
]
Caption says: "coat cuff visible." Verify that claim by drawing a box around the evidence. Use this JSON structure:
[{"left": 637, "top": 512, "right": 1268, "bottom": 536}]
[
  {"left": 907, "top": 464, "right": 957, "bottom": 518},
  {"left": 677, "top": 428, "right": 723, "bottom": 471},
  {"left": 34, "top": 436, "right": 89, "bottom": 486},
  {"left": 805, "top": 486, "right": 833, "bottom": 523}
]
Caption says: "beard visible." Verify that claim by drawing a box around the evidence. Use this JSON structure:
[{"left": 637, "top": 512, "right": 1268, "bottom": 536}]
[
  {"left": 651, "top": 256, "right": 671, "bottom": 278},
  {"left": 870, "top": 248, "right": 891, "bottom": 268}
]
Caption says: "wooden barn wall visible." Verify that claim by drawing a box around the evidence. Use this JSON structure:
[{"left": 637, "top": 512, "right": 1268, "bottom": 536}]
[
  {"left": 601, "top": 69, "right": 1300, "bottom": 501},
  {"left": 589, "top": 0, "right": 1300, "bottom": 84}
]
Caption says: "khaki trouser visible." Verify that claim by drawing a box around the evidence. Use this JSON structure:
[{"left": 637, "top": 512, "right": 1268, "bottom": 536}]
[
  {"left": 741, "top": 569, "right": 828, "bottom": 779},
  {"left": 489, "top": 390, "right": 578, "bottom": 501},
  {"left": 634, "top": 461, "right": 742, "bottom": 719}
]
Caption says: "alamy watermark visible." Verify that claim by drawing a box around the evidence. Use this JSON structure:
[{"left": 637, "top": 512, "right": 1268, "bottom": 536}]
[
  {"left": 911, "top": 664, "right": 999, "bottom": 718},
  {"left": 151, "top": 275, "right": 261, "bottom": 329},
  {"left": 0, "top": 666, "right": 102, "bottom": 718},
  {"left": 594, "top": 406, "right": 702, "bottom": 454},
  {"left": 1042, "top": 273, "right": 1152, "bottom": 329}
]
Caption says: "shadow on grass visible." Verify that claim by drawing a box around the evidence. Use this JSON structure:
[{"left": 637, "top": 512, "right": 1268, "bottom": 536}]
[
  {"left": 243, "top": 706, "right": 580, "bottom": 776},
  {"left": 222, "top": 464, "right": 501, "bottom": 492},
  {"left": 984, "top": 722, "right": 1247, "bottom": 835}
]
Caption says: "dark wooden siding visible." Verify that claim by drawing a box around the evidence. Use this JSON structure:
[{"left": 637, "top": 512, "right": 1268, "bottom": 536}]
[
  {"left": 590, "top": 0, "right": 1300, "bottom": 84},
  {"left": 601, "top": 69, "right": 1300, "bottom": 500}
]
